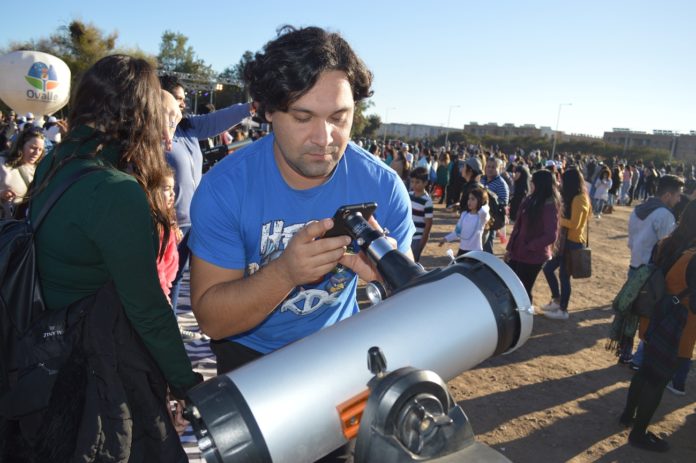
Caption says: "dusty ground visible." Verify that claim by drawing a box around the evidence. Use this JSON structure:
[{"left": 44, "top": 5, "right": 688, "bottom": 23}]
[{"left": 412, "top": 203, "right": 695, "bottom": 463}]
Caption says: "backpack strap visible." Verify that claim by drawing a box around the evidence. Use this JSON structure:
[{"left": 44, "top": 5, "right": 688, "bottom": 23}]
[{"left": 30, "top": 166, "right": 105, "bottom": 232}]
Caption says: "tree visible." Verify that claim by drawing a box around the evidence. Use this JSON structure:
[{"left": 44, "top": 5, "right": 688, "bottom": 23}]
[
  {"left": 158, "top": 31, "right": 214, "bottom": 78},
  {"left": 5, "top": 20, "right": 121, "bottom": 85},
  {"left": 352, "top": 100, "right": 379, "bottom": 138},
  {"left": 214, "top": 51, "right": 254, "bottom": 108}
]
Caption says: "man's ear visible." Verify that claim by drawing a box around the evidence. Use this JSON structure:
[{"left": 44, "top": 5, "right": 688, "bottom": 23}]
[{"left": 265, "top": 111, "right": 273, "bottom": 123}]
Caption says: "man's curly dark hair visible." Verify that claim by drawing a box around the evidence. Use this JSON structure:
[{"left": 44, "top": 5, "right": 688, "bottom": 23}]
[{"left": 243, "top": 26, "right": 373, "bottom": 122}]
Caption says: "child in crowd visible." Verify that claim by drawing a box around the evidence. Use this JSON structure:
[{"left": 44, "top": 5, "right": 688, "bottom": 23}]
[
  {"left": 593, "top": 167, "right": 612, "bottom": 218},
  {"left": 440, "top": 186, "right": 489, "bottom": 256},
  {"left": 409, "top": 167, "right": 434, "bottom": 262},
  {"left": 156, "top": 167, "right": 182, "bottom": 304}
]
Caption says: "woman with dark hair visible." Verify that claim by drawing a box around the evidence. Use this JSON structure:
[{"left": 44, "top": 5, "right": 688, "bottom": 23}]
[
  {"left": 0, "top": 127, "right": 45, "bottom": 217},
  {"left": 7, "top": 55, "right": 200, "bottom": 461},
  {"left": 508, "top": 164, "right": 530, "bottom": 222},
  {"left": 390, "top": 148, "right": 410, "bottom": 183},
  {"left": 620, "top": 200, "right": 696, "bottom": 452},
  {"left": 541, "top": 168, "right": 591, "bottom": 320},
  {"left": 504, "top": 169, "right": 561, "bottom": 304}
]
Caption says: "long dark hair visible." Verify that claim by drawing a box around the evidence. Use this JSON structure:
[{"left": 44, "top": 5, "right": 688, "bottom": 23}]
[
  {"left": 67, "top": 54, "right": 171, "bottom": 257},
  {"left": 561, "top": 168, "right": 587, "bottom": 219},
  {"left": 526, "top": 169, "right": 561, "bottom": 222},
  {"left": 5, "top": 128, "right": 45, "bottom": 168},
  {"left": 655, "top": 200, "right": 696, "bottom": 267},
  {"left": 513, "top": 165, "right": 530, "bottom": 196},
  {"left": 244, "top": 26, "right": 373, "bottom": 120}
]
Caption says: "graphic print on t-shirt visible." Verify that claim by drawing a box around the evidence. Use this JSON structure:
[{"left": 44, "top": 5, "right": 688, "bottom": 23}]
[{"left": 254, "top": 219, "right": 354, "bottom": 316}]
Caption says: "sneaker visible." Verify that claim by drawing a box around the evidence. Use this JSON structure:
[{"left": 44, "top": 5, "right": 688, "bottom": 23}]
[
  {"left": 665, "top": 382, "right": 686, "bottom": 396},
  {"left": 541, "top": 300, "right": 561, "bottom": 312},
  {"left": 628, "top": 431, "right": 669, "bottom": 452},
  {"left": 543, "top": 308, "right": 569, "bottom": 320}
]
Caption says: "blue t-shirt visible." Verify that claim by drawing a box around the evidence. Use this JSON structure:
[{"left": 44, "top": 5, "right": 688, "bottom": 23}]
[{"left": 189, "top": 134, "right": 414, "bottom": 354}]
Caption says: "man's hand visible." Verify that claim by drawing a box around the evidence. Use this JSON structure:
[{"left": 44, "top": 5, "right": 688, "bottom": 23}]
[
  {"left": 167, "top": 397, "right": 188, "bottom": 436},
  {"left": 276, "top": 219, "right": 351, "bottom": 287},
  {"left": 339, "top": 216, "right": 403, "bottom": 282}
]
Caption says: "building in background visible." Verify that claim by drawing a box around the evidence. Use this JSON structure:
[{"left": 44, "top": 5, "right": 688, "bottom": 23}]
[{"left": 603, "top": 129, "right": 696, "bottom": 160}]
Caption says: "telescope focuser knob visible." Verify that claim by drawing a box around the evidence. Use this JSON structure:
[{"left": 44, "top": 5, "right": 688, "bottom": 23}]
[{"left": 367, "top": 346, "right": 387, "bottom": 377}]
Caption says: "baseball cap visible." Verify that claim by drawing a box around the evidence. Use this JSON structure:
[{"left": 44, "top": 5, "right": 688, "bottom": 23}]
[
  {"left": 47, "top": 116, "right": 58, "bottom": 123},
  {"left": 25, "top": 112, "right": 34, "bottom": 120},
  {"left": 464, "top": 157, "right": 483, "bottom": 174}
]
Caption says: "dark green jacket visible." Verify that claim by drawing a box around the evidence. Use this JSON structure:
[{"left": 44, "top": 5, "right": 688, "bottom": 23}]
[{"left": 30, "top": 125, "right": 198, "bottom": 391}]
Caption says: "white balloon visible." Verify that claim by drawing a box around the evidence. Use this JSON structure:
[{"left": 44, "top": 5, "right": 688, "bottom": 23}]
[{"left": 0, "top": 51, "right": 71, "bottom": 122}]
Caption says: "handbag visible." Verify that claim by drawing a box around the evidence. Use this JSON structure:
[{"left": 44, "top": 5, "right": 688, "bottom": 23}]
[{"left": 566, "top": 217, "right": 591, "bottom": 279}]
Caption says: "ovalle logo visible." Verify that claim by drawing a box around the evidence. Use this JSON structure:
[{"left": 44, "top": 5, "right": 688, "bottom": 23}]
[{"left": 25, "top": 62, "right": 59, "bottom": 92}]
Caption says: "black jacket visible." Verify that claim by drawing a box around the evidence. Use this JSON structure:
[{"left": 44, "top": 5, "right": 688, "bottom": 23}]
[{"left": 5, "top": 283, "right": 190, "bottom": 462}]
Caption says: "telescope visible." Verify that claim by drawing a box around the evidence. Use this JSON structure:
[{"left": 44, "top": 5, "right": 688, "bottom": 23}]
[{"left": 186, "top": 204, "right": 534, "bottom": 462}]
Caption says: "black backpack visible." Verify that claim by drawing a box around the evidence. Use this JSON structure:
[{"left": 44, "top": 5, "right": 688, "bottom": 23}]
[
  {"left": 0, "top": 167, "right": 102, "bottom": 397},
  {"left": 485, "top": 187, "right": 507, "bottom": 231}
]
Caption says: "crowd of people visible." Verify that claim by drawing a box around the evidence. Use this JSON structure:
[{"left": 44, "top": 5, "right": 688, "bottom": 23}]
[
  {"left": 367, "top": 138, "right": 694, "bottom": 452},
  {"left": 0, "top": 24, "right": 694, "bottom": 461}
]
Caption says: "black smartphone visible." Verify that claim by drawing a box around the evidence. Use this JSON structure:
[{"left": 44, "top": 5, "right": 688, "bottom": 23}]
[{"left": 323, "top": 202, "right": 378, "bottom": 238}]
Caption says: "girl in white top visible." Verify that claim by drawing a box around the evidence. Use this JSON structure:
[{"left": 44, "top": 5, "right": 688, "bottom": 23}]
[
  {"left": 440, "top": 186, "right": 490, "bottom": 256},
  {"left": 592, "top": 166, "right": 613, "bottom": 218}
]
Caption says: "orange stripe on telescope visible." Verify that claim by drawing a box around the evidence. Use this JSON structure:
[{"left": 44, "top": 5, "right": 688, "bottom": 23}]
[{"left": 336, "top": 389, "right": 370, "bottom": 440}]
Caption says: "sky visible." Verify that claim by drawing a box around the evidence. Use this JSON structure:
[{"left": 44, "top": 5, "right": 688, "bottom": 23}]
[{"left": 1, "top": 0, "right": 694, "bottom": 137}]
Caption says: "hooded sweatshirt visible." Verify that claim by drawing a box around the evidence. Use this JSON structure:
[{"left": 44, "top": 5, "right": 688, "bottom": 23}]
[{"left": 628, "top": 197, "right": 676, "bottom": 268}]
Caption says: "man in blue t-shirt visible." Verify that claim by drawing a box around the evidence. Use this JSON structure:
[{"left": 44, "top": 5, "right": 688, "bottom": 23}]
[{"left": 188, "top": 26, "right": 415, "bottom": 375}]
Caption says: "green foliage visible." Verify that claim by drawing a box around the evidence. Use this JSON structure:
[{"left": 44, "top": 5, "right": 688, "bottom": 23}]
[
  {"left": 215, "top": 51, "right": 254, "bottom": 108},
  {"left": 5, "top": 20, "right": 122, "bottom": 86},
  {"left": 158, "top": 31, "right": 214, "bottom": 78},
  {"left": 351, "top": 100, "right": 375, "bottom": 138}
]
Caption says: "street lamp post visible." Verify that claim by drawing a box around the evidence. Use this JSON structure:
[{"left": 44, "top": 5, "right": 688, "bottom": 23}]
[
  {"left": 444, "top": 105, "right": 461, "bottom": 149},
  {"left": 382, "top": 107, "right": 396, "bottom": 147},
  {"left": 550, "top": 103, "right": 572, "bottom": 159}
]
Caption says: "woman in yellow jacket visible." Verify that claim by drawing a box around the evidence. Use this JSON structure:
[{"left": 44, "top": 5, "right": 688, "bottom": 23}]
[{"left": 541, "top": 167, "right": 591, "bottom": 319}]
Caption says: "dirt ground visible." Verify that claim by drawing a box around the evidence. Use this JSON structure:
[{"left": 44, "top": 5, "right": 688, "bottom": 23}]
[{"left": 413, "top": 202, "right": 695, "bottom": 463}]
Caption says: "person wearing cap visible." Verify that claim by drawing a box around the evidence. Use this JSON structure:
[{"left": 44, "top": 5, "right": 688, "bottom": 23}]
[
  {"left": 16, "top": 116, "right": 27, "bottom": 132},
  {"left": 458, "top": 156, "right": 485, "bottom": 207},
  {"left": 44, "top": 116, "right": 62, "bottom": 144}
]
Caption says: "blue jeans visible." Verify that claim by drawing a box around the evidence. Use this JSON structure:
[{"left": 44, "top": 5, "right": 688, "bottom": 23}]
[
  {"left": 632, "top": 340, "right": 645, "bottom": 366},
  {"left": 673, "top": 358, "right": 692, "bottom": 390},
  {"left": 543, "top": 241, "right": 584, "bottom": 310},
  {"left": 483, "top": 229, "right": 494, "bottom": 254},
  {"left": 169, "top": 225, "right": 191, "bottom": 311},
  {"left": 593, "top": 198, "right": 606, "bottom": 215},
  {"left": 411, "top": 238, "right": 423, "bottom": 262}
]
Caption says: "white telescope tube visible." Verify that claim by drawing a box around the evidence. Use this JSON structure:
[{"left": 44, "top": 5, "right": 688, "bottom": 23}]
[{"left": 188, "top": 251, "right": 533, "bottom": 463}]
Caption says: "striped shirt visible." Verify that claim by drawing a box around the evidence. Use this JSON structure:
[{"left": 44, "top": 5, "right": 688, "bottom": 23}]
[
  {"left": 482, "top": 175, "right": 509, "bottom": 205},
  {"left": 410, "top": 192, "right": 434, "bottom": 240}
]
